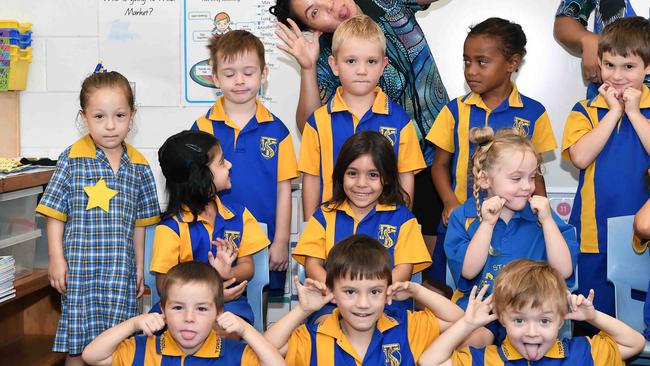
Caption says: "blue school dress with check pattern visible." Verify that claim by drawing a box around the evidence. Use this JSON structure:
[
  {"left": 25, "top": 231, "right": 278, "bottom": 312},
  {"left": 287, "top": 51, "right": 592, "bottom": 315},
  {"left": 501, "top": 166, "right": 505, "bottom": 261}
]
[{"left": 36, "top": 135, "right": 160, "bottom": 354}]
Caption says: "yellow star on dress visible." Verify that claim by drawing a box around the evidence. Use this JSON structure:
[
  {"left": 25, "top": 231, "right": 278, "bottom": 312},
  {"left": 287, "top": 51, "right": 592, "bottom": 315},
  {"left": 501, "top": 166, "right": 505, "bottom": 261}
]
[{"left": 84, "top": 178, "right": 118, "bottom": 213}]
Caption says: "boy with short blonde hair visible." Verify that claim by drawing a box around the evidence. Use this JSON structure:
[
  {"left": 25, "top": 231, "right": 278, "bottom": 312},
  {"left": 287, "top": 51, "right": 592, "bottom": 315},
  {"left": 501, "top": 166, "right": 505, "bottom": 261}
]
[
  {"left": 299, "top": 14, "right": 426, "bottom": 219},
  {"left": 419, "top": 259, "right": 646, "bottom": 365},
  {"left": 82, "top": 262, "right": 286, "bottom": 366}
]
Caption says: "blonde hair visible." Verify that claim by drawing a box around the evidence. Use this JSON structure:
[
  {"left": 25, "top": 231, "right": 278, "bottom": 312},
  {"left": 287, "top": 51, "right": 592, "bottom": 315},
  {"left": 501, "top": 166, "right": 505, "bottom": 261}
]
[
  {"left": 469, "top": 127, "right": 541, "bottom": 220},
  {"left": 493, "top": 259, "right": 568, "bottom": 318},
  {"left": 332, "top": 15, "right": 386, "bottom": 55}
]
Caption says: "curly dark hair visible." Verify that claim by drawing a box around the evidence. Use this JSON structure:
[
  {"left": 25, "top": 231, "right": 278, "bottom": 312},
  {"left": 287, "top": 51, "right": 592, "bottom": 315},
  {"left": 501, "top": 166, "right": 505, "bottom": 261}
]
[{"left": 269, "top": 0, "right": 308, "bottom": 30}]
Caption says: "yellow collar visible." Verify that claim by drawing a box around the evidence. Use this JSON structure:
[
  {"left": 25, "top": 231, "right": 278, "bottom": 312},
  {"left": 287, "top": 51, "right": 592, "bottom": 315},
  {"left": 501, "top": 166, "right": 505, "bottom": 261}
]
[
  {"left": 68, "top": 135, "right": 149, "bottom": 165},
  {"left": 462, "top": 82, "right": 523, "bottom": 110},
  {"left": 158, "top": 329, "right": 222, "bottom": 358},
  {"left": 178, "top": 195, "right": 235, "bottom": 223},
  {"left": 500, "top": 337, "right": 566, "bottom": 360},
  {"left": 590, "top": 85, "right": 650, "bottom": 109},
  {"left": 330, "top": 86, "right": 390, "bottom": 115},
  {"left": 326, "top": 200, "right": 396, "bottom": 219},
  {"left": 207, "top": 97, "right": 274, "bottom": 126},
  {"left": 317, "top": 308, "right": 398, "bottom": 340}
]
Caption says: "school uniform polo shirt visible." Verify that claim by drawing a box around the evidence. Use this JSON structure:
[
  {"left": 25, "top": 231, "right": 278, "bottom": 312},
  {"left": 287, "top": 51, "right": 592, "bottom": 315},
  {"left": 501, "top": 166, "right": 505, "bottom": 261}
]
[
  {"left": 426, "top": 83, "right": 557, "bottom": 204},
  {"left": 112, "top": 329, "right": 260, "bottom": 366},
  {"left": 451, "top": 332, "right": 624, "bottom": 366},
  {"left": 293, "top": 200, "right": 431, "bottom": 274},
  {"left": 299, "top": 86, "right": 426, "bottom": 203},
  {"left": 191, "top": 97, "right": 298, "bottom": 241},
  {"left": 285, "top": 308, "right": 440, "bottom": 366},
  {"left": 561, "top": 86, "right": 650, "bottom": 255},
  {"left": 150, "top": 196, "right": 269, "bottom": 323},
  {"left": 444, "top": 200, "right": 579, "bottom": 309}
]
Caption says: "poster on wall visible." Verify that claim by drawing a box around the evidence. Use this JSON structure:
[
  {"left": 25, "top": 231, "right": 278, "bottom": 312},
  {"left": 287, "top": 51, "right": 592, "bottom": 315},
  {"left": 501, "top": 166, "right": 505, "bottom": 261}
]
[{"left": 182, "top": 0, "right": 281, "bottom": 105}]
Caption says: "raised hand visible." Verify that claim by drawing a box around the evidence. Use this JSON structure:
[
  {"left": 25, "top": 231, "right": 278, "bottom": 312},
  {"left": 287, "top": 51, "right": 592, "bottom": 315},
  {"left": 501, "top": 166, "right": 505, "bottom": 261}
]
[
  {"left": 275, "top": 18, "right": 321, "bottom": 70},
  {"left": 598, "top": 83, "right": 624, "bottom": 112},
  {"left": 564, "top": 289, "right": 596, "bottom": 322},
  {"left": 529, "top": 195, "right": 552, "bottom": 223},
  {"left": 217, "top": 312, "right": 249, "bottom": 338},
  {"left": 293, "top": 276, "right": 332, "bottom": 313},
  {"left": 208, "top": 238, "right": 238, "bottom": 279},
  {"left": 386, "top": 281, "right": 419, "bottom": 304},
  {"left": 133, "top": 313, "right": 166, "bottom": 336},
  {"left": 463, "top": 285, "right": 498, "bottom": 327},
  {"left": 622, "top": 87, "right": 642, "bottom": 115},
  {"left": 222, "top": 277, "right": 247, "bottom": 302},
  {"left": 481, "top": 196, "right": 506, "bottom": 225}
]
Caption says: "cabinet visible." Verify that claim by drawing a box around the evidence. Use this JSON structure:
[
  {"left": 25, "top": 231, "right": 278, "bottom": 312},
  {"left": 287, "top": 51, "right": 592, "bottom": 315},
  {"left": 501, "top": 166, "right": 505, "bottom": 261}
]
[{"left": 0, "top": 170, "right": 63, "bottom": 366}]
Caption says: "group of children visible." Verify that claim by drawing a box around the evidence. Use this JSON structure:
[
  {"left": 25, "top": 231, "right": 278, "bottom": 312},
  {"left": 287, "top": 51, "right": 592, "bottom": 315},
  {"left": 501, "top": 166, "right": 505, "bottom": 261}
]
[{"left": 33, "top": 7, "right": 649, "bottom": 366}]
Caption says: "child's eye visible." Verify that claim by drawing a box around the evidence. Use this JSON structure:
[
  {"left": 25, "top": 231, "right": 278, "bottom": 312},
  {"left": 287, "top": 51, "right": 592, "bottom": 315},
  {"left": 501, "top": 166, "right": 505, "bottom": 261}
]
[
  {"left": 198, "top": 306, "right": 208, "bottom": 312},
  {"left": 117, "top": 113, "right": 126, "bottom": 118},
  {"left": 94, "top": 114, "right": 104, "bottom": 119},
  {"left": 513, "top": 318, "right": 524, "bottom": 324},
  {"left": 478, "top": 59, "right": 488, "bottom": 66},
  {"left": 346, "top": 170, "right": 357, "bottom": 177},
  {"left": 345, "top": 59, "right": 356, "bottom": 64},
  {"left": 172, "top": 305, "right": 183, "bottom": 310},
  {"left": 511, "top": 177, "right": 521, "bottom": 181},
  {"left": 344, "top": 289, "right": 355, "bottom": 295},
  {"left": 369, "top": 172, "right": 380, "bottom": 179},
  {"left": 463, "top": 59, "right": 470, "bottom": 65},
  {"left": 368, "top": 59, "right": 377, "bottom": 65},
  {"left": 625, "top": 64, "right": 635, "bottom": 69},
  {"left": 310, "top": 8, "right": 319, "bottom": 18},
  {"left": 540, "top": 318, "right": 551, "bottom": 325},
  {"left": 371, "top": 289, "right": 382, "bottom": 295}
]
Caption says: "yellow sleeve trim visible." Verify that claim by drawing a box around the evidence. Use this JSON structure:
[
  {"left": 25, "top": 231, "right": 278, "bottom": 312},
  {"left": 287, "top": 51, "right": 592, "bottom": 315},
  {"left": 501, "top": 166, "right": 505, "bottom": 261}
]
[
  {"left": 135, "top": 215, "right": 161, "bottom": 227},
  {"left": 35, "top": 204, "right": 67, "bottom": 222}
]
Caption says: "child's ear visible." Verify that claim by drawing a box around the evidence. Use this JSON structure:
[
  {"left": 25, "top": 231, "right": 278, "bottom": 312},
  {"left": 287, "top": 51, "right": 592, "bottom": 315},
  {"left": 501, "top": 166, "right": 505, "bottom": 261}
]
[
  {"left": 645, "top": 63, "right": 650, "bottom": 76},
  {"left": 507, "top": 53, "right": 522, "bottom": 73},
  {"left": 381, "top": 56, "right": 388, "bottom": 70},
  {"left": 328, "top": 55, "right": 339, "bottom": 76},
  {"left": 260, "top": 65, "right": 269, "bottom": 86},
  {"left": 211, "top": 72, "right": 220, "bottom": 88}
]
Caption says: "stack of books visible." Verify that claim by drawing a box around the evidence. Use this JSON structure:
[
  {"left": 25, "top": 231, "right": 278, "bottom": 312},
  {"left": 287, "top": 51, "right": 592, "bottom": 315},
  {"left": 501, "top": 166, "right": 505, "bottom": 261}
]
[{"left": 0, "top": 256, "right": 16, "bottom": 303}]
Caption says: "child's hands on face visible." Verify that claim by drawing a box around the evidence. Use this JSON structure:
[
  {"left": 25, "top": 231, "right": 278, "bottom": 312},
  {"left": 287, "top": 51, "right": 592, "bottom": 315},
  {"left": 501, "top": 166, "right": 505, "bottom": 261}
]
[
  {"left": 208, "top": 238, "right": 238, "bottom": 279},
  {"left": 622, "top": 87, "right": 642, "bottom": 114},
  {"left": 464, "top": 285, "right": 498, "bottom": 328},
  {"left": 598, "top": 83, "right": 624, "bottom": 112},
  {"left": 386, "top": 281, "right": 419, "bottom": 304},
  {"left": 222, "top": 277, "right": 248, "bottom": 302},
  {"left": 481, "top": 196, "right": 506, "bottom": 225},
  {"left": 293, "top": 276, "right": 333, "bottom": 314},
  {"left": 133, "top": 313, "right": 166, "bottom": 336},
  {"left": 217, "top": 311, "right": 250, "bottom": 338},
  {"left": 529, "top": 195, "right": 552, "bottom": 223},
  {"left": 564, "top": 289, "right": 597, "bottom": 322}
]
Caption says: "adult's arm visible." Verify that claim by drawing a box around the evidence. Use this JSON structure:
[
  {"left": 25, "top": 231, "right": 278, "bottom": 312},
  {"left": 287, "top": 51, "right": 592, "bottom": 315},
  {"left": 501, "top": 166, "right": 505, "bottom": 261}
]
[{"left": 553, "top": 16, "right": 601, "bottom": 83}]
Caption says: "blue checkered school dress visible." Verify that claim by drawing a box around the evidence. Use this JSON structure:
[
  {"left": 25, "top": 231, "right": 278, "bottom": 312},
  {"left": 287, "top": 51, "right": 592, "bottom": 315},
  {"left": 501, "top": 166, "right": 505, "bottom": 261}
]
[{"left": 36, "top": 135, "right": 160, "bottom": 355}]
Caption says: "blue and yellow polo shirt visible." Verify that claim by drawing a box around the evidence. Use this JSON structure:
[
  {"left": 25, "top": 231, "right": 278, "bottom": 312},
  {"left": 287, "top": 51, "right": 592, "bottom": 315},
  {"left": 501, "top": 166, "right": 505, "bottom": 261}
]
[
  {"left": 112, "top": 329, "right": 260, "bottom": 366},
  {"left": 444, "top": 200, "right": 579, "bottom": 309},
  {"left": 299, "top": 86, "right": 426, "bottom": 202},
  {"left": 293, "top": 200, "right": 431, "bottom": 274},
  {"left": 561, "top": 85, "right": 650, "bottom": 255},
  {"left": 150, "top": 196, "right": 269, "bottom": 323},
  {"left": 191, "top": 97, "right": 298, "bottom": 241},
  {"left": 426, "top": 84, "right": 557, "bottom": 204},
  {"left": 451, "top": 332, "right": 623, "bottom": 365},
  {"left": 285, "top": 308, "right": 440, "bottom": 365}
]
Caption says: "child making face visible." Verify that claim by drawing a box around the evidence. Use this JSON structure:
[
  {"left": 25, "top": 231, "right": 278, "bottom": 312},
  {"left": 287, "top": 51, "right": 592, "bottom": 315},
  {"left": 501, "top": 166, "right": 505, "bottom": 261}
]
[
  {"left": 82, "top": 261, "right": 286, "bottom": 366},
  {"left": 419, "top": 259, "right": 646, "bottom": 365}
]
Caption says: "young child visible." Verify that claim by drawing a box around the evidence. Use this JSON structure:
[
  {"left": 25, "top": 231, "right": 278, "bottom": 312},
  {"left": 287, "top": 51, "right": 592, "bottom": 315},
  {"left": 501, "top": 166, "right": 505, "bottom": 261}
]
[
  {"left": 427, "top": 17, "right": 557, "bottom": 228},
  {"left": 191, "top": 29, "right": 298, "bottom": 298},
  {"left": 294, "top": 131, "right": 431, "bottom": 317},
  {"left": 444, "top": 127, "right": 579, "bottom": 313},
  {"left": 151, "top": 130, "right": 269, "bottom": 325},
  {"left": 298, "top": 14, "right": 425, "bottom": 220},
  {"left": 266, "top": 234, "right": 489, "bottom": 365},
  {"left": 418, "top": 259, "right": 646, "bottom": 365},
  {"left": 561, "top": 16, "right": 650, "bottom": 321},
  {"left": 82, "top": 261, "right": 286, "bottom": 366},
  {"left": 35, "top": 66, "right": 160, "bottom": 364}
]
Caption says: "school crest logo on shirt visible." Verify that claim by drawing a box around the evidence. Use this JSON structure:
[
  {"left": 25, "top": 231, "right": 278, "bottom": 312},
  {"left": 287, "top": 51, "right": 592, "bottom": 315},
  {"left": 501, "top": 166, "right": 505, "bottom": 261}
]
[
  {"left": 260, "top": 136, "right": 278, "bottom": 159},
  {"left": 378, "top": 224, "right": 397, "bottom": 249},
  {"left": 379, "top": 126, "right": 397, "bottom": 146},
  {"left": 513, "top": 117, "right": 530, "bottom": 136},
  {"left": 223, "top": 230, "right": 241, "bottom": 249},
  {"left": 383, "top": 343, "right": 401, "bottom": 366}
]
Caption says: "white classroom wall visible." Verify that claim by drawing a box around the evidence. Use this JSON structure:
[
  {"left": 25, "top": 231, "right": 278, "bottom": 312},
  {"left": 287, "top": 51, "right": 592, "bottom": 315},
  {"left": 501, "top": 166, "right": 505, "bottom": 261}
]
[{"left": 3, "top": 0, "right": 590, "bottom": 206}]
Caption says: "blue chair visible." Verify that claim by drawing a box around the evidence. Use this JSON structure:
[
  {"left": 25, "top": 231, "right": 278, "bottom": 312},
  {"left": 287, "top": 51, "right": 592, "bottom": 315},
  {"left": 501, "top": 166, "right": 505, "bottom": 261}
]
[
  {"left": 248, "top": 223, "right": 270, "bottom": 332},
  {"left": 143, "top": 222, "right": 270, "bottom": 332},
  {"left": 144, "top": 225, "right": 159, "bottom": 308},
  {"left": 607, "top": 215, "right": 650, "bottom": 363}
]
